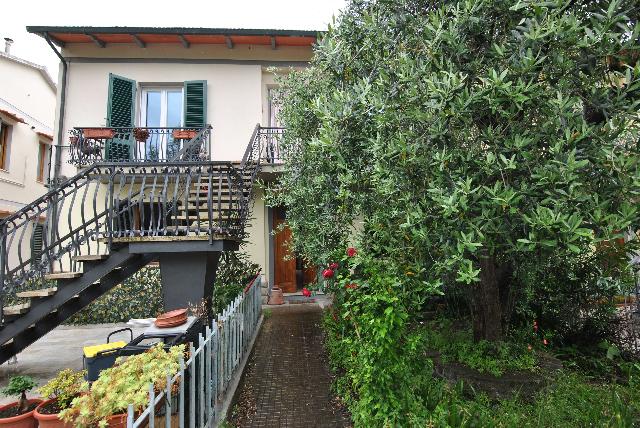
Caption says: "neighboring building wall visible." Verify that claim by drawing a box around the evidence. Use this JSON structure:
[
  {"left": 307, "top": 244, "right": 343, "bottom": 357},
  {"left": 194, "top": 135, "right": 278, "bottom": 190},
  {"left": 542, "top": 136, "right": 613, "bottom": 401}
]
[{"left": 0, "top": 54, "right": 56, "bottom": 211}]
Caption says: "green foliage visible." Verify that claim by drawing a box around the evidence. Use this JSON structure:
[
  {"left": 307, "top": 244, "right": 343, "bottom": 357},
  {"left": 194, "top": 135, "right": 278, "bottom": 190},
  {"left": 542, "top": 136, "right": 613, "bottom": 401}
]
[
  {"left": 2, "top": 375, "right": 37, "bottom": 414},
  {"left": 38, "top": 369, "right": 87, "bottom": 411},
  {"left": 68, "top": 267, "right": 163, "bottom": 324},
  {"left": 213, "top": 251, "right": 260, "bottom": 314},
  {"left": 271, "top": 0, "right": 640, "bottom": 424},
  {"left": 423, "top": 319, "right": 537, "bottom": 377},
  {"left": 425, "top": 372, "right": 639, "bottom": 427},
  {"left": 323, "top": 252, "right": 436, "bottom": 425},
  {"left": 2, "top": 375, "right": 37, "bottom": 398},
  {"left": 61, "top": 344, "right": 184, "bottom": 427},
  {"left": 515, "top": 249, "right": 632, "bottom": 346}
]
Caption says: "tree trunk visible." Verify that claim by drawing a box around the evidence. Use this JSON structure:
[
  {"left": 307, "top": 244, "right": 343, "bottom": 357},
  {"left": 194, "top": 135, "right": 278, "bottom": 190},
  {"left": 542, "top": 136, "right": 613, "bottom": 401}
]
[{"left": 472, "top": 250, "right": 503, "bottom": 342}]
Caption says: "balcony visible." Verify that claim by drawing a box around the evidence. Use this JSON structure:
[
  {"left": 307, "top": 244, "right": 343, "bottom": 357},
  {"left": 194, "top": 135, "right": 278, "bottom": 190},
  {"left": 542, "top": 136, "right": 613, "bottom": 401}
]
[{"left": 68, "top": 126, "right": 211, "bottom": 167}]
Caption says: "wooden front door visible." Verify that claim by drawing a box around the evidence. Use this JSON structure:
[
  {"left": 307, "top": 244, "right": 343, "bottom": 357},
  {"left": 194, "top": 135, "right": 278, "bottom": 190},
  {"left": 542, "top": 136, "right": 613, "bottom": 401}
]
[{"left": 273, "top": 208, "right": 297, "bottom": 293}]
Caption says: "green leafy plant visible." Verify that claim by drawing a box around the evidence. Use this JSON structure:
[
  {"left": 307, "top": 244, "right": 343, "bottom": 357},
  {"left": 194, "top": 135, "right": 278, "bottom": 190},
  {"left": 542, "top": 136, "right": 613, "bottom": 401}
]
[
  {"left": 269, "top": 0, "right": 640, "bottom": 424},
  {"left": 60, "top": 344, "right": 184, "bottom": 427},
  {"left": 38, "top": 369, "right": 87, "bottom": 413},
  {"left": 213, "top": 251, "right": 260, "bottom": 314},
  {"left": 2, "top": 375, "right": 37, "bottom": 414}
]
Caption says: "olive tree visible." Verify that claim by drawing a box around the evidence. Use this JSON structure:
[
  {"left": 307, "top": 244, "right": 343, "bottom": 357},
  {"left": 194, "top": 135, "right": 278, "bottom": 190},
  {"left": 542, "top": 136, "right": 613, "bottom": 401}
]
[{"left": 270, "top": 0, "right": 640, "bottom": 341}]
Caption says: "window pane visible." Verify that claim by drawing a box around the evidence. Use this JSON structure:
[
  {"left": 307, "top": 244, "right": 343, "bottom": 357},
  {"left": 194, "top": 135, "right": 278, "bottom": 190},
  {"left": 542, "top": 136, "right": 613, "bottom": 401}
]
[
  {"left": 167, "top": 91, "right": 183, "bottom": 127},
  {"left": 145, "top": 91, "right": 162, "bottom": 127}
]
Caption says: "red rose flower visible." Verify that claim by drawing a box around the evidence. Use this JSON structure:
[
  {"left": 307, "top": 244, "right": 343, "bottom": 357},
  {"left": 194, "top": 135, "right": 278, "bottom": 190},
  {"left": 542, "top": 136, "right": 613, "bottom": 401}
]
[
  {"left": 543, "top": 338, "right": 548, "bottom": 346},
  {"left": 346, "top": 247, "right": 357, "bottom": 257},
  {"left": 302, "top": 287, "right": 312, "bottom": 297},
  {"left": 329, "top": 262, "right": 339, "bottom": 270},
  {"left": 322, "top": 269, "right": 334, "bottom": 279}
]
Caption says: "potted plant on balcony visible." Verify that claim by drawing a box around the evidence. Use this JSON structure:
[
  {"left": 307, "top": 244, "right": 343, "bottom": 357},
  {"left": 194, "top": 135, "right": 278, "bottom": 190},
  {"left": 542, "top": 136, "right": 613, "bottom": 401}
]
[
  {"left": 82, "top": 128, "right": 115, "bottom": 139},
  {"left": 0, "top": 375, "right": 41, "bottom": 427},
  {"left": 34, "top": 369, "right": 86, "bottom": 428},
  {"left": 60, "top": 344, "right": 184, "bottom": 428},
  {"left": 132, "top": 127, "right": 150, "bottom": 142},
  {"left": 172, "top": 129, "right": 198, "bottom": 140}
]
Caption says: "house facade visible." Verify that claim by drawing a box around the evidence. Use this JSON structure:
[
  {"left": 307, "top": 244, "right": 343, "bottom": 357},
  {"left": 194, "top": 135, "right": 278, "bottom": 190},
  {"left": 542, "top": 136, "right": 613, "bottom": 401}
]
[
  {"left": 26, "top": 26, "right": 320, "bottom": 295},
  {"left": 0, "top": 38, "right": 56, "bottom": 216}
]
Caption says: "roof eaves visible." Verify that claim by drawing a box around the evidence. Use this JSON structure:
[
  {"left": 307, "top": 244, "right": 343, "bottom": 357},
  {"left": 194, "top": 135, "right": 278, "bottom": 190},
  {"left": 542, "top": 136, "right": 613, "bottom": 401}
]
[{"left": 26, "top": 26, "right": 323, "bottom": 38}]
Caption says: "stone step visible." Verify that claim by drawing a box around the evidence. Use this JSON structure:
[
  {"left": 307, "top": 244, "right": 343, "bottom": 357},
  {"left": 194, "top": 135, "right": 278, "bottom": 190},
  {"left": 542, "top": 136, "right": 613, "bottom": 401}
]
[
  {"left": 15, "top": 287, "right": 57, "bottom": 298},
  {"left": 4, "top": 303, "right": 31, "bottom": 316},
  {"left": 44, "top": 272, "right": 83, "bottom": 281},
  {"left": 72, "top": 254, "right": 109, "bottom": 262}
]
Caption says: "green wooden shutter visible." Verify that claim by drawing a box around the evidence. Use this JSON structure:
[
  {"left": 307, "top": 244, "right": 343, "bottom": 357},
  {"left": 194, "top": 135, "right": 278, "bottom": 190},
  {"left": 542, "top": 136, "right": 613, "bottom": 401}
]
[
  {"left": 183, "top": 81, "right": 207, "bottom": 128},
  {"left": 30, "top": 222, "right": 44, "bottom": 267},
  {"left": 106, "top": 74, "right": 136, "bottom": 160}
]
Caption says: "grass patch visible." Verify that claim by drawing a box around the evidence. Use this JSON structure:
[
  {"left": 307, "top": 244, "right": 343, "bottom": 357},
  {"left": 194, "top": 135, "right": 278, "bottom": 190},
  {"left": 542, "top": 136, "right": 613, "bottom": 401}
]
[{"left": 423, "top": 319, "right": 538, "bottom": 377}]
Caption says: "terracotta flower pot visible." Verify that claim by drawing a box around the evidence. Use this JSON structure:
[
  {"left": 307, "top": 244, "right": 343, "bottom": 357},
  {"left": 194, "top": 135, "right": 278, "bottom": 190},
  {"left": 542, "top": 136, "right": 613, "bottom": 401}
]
[
  {"left": 172, "top": 130, "right": 198, "bottom": 140},
  {"left": 106, "top": 412, "right": 128, "bottom": 428},
  {"left": 34, "top": 399, "right": 74, "bottom": 428},
  {"left": 83, "top": 128, "right": 115, "bottom": 139},
  {"left": 0, "top": 398, "right": 42, "bottom": 428},
  {"left": 269, "top": 287, "right": 285, "bottom": 305}
]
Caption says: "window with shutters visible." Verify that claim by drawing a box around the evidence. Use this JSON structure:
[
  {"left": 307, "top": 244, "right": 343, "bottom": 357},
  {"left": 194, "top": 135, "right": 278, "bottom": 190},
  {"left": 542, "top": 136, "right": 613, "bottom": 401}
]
[
  {"left": 37, "top": 141, "right": 51, "bottom": 183},
  {"left": 31, "top": 222, "right": 44, "bottom": 267},
  {"left": 0, "top": 122, "right": 12, "bottom": 170}
]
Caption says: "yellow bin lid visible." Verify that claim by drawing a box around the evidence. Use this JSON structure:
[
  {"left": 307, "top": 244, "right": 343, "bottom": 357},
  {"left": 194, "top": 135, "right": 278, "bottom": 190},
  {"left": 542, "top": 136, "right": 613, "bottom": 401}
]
[{"left": 83, "top": 341, "right": 126, "bottom": 358}]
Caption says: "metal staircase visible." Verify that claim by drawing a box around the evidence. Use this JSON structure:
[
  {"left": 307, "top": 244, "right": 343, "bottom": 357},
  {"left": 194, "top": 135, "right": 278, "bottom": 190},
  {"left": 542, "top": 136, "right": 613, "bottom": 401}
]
[{"left": 0, "top": 124, "right": 284, "bottom": 364}]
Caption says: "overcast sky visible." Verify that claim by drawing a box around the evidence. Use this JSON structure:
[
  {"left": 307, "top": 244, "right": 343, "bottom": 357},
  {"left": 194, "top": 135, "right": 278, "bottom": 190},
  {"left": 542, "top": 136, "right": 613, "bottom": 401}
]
[{"left": 3, "top": 0, "right": 347, "bottom": 82}]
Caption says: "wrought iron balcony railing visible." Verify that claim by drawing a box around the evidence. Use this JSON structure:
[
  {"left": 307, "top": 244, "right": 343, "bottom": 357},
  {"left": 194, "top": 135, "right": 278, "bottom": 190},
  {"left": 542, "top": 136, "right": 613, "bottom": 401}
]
[{"left": 68, "top": 126, "right": 212, "bottom": 166}]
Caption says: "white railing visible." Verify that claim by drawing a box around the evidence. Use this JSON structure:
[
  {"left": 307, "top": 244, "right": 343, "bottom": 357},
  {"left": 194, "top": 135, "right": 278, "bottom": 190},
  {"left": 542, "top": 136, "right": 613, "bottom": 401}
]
[{"left": 126, "top": 275, "right": 263, "bottom": 427}]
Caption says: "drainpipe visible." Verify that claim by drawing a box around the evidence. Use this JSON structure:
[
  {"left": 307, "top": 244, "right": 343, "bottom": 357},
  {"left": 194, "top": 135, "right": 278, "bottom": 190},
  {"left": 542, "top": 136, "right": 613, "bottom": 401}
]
[{"left": 44, "top": 34, "right": 67, "bottom": 185}]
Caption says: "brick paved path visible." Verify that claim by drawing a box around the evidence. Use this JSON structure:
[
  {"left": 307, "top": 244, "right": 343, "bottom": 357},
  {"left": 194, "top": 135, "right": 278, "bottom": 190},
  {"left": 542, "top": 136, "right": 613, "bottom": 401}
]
[{"left": 227, "top": 304, "right": 352, "bottom": 427}]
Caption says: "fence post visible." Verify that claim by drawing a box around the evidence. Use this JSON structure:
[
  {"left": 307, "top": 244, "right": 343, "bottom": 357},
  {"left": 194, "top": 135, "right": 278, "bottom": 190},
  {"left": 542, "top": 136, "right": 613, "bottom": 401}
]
[
  {"left": 199, "top": 333, "right": 205, "bottom": 426},
  {"left": 205, "top": 325, "right": 212, "bottom": 420},
  {"left": 148, "top": 382, "right": 155, "bottom": 428},
  {"left": 179, "top": 357, "right": 185, "bottom": 428},
  {"left": 189, "top": 343, "right": 196, "bottom": 428},
  {"left": 127, "top": 404, "right": 134, "bottom": 428},
  {"left": 165, "top": 371, "right": 172, "bottom": 428}
]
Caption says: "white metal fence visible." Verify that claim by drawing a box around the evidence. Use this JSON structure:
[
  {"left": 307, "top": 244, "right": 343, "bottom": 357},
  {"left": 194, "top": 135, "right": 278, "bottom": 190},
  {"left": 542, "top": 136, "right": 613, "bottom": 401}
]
[{"left": 126, "top": 275, "right": 263, "bottom": 427}]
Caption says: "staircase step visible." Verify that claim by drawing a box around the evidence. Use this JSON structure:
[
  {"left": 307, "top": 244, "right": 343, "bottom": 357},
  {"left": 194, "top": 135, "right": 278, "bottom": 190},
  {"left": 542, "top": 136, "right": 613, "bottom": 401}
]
[
  {"left": 73, "top": 254, "right": 109, "bottom": 262},
  {"left": 44, "top": 272, "right": 83, "bottom": 280},
  {"left": 15, "top": 288, "right": 57, "bottom": 298},
  {"left": 4, "top": 303, "right": 31, "bottom": 316}
]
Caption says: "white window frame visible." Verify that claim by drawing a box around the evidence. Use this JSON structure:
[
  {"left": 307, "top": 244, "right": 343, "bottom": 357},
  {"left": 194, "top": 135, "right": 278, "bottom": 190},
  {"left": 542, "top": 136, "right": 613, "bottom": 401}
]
[{"left": 139, "top": 86, "right": 184, "bottom": 159}]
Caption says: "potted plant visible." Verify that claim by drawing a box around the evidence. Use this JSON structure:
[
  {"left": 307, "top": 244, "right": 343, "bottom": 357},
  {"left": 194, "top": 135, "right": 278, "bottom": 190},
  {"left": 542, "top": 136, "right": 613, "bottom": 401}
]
[
  {"left": 132, "top": 128, "right": 150, "bottom": 142},
  {"left": 34, "top": 369, "right": 86, "bottom": 428},
  {"left": 0, "top": 375, "right": 41, "bottom": 428},
  {"left": 60, "top": 344, "right": 184, "bottom": 428},
  {"left": 82, "top": 128, "right": 115, "bottom": 139},
  {"left": 172, "top": 129, "right": 198, "bottom": 140}
]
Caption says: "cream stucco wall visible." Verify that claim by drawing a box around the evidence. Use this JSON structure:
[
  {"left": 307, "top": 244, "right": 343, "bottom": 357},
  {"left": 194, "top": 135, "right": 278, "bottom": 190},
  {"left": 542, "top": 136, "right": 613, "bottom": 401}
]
[{"left": 62, "top": 61, "right": 262, "bottom": 162}]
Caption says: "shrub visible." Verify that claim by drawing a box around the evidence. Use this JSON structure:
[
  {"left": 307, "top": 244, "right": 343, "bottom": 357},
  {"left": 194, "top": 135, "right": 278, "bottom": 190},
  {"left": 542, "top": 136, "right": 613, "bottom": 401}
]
[
  {"left": 38, "top": 369, "right": 87, "bottom": 412},
  {"left": 67, "top": 267, "right": 163, "bottom": 324},
  {"left": 2, "top": 375, "right": 37, "bottom": 413}
]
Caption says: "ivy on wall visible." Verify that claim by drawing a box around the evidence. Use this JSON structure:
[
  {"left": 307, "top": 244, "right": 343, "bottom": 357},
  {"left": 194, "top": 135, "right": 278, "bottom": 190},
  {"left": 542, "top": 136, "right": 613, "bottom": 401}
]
[{"left": 67, "top": 267, "right": 164, "bottom": 325}]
